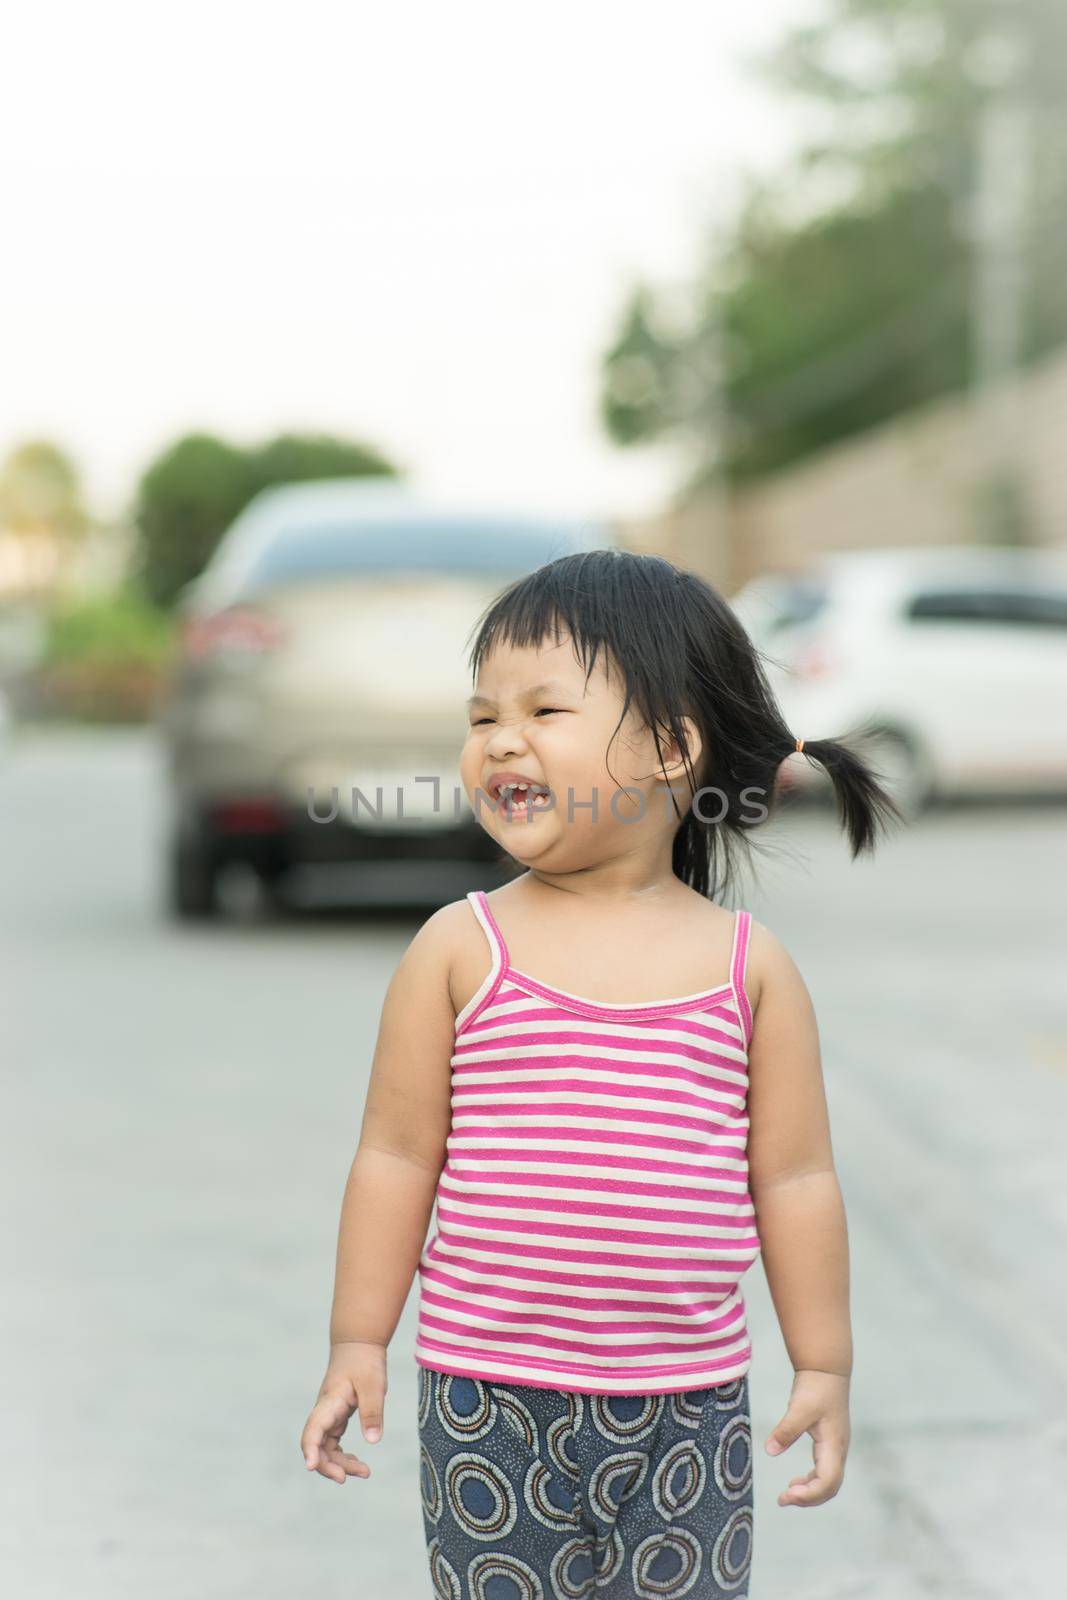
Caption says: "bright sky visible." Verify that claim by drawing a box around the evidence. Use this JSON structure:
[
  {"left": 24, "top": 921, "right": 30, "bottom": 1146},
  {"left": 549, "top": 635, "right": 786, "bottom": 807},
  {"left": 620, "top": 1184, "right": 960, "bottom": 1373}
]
[{"left": 2, "top": 0, "right": 801, "bottom": 523}]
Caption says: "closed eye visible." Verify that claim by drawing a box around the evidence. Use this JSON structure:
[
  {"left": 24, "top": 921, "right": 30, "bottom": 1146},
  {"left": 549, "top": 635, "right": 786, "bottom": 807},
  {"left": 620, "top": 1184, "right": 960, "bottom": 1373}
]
[{"left": 469, "top": 708, "right": 566, "bottom": 726}]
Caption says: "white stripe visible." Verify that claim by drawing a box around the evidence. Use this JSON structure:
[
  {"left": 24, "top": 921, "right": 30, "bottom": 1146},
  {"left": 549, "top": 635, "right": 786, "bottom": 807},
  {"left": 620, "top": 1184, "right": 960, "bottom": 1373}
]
[
  {"left": 438, "top": 1184, "right": 755, "bottom": 1216},
  {"left": 415, "top": 1260, "right": 742, "bottom": 1312},
  {"left": 438, "top": 1180, "right": 756, "bottom": 1223},
  {"left": 441, "top": 1164, "right": 751, "bottom": 1190},
  {"left": 417, "top": 1302, "right": 746, "bottom": 1348},
  {"left": 433, "top": 1220, "right": 761, "bottom": 1255},
  {"left": 443, "top": 1143, "right": 751, "bottom": 1173},
  {"left": 453, "top": 1053, "right": 748, "bottom": 1088},
  {"left": 422, "top": 1254, "right": 755, "bottom": 1293},
  {"left": 454, "top": 1088, "right": 748, "bottom": 1126},
  {"left": 460, "top": 1024, "right": 751, "bottom": 1062},
  {"left": 449, "top": 1111, "right": 749, "bottom": 1142}
]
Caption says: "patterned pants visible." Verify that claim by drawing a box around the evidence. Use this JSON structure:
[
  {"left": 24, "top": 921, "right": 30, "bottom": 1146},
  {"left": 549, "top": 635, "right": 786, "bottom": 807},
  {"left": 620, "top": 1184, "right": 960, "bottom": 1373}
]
[{"left": 416, "top": 1364, "right": 753, "bottom": 1599}]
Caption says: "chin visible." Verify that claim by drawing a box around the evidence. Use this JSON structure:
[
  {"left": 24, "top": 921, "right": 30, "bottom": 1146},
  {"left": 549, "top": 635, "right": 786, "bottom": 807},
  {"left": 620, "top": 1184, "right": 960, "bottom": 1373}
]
[{"left": 493, "top": 827, "right": 556, "bottom": 858}]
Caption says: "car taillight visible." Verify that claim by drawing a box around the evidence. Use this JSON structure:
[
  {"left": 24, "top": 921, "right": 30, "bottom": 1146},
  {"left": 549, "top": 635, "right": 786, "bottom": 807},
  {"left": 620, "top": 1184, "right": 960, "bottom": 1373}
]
[
  {"left": 181, "top": 607, "right": 287, "bottom": 663},
  {"left": 210, "top": 797, "right": 288, "bottom": 833},
  {"left": 792, "top": 637, "right": 842, "bottom": 680}
]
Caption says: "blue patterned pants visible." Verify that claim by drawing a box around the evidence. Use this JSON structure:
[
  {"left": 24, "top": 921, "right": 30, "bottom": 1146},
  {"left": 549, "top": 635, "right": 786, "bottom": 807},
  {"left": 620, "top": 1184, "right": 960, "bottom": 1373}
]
[{"left": 416, "top": 1364, "right": 753, "bottom": 1599}]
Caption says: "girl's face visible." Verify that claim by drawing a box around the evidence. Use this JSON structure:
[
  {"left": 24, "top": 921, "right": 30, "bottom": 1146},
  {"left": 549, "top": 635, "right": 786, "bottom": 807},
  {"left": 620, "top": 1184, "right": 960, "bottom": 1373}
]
[{"left": 461, "top": 633, "right": 701, "bottom": 871}]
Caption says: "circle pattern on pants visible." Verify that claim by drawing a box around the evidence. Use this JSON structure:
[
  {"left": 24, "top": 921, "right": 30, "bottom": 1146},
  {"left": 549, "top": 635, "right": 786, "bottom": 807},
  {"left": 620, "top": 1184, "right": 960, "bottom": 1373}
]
[{"left": 417, "top": 1368, "right": 753, "bottom": 1598}]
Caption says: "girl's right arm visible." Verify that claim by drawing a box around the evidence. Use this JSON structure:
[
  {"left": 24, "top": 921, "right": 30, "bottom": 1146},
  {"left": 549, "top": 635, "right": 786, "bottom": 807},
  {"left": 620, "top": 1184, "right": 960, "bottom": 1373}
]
[{"left": 300, "top": 905, "right": 459, "bottom": 1484}]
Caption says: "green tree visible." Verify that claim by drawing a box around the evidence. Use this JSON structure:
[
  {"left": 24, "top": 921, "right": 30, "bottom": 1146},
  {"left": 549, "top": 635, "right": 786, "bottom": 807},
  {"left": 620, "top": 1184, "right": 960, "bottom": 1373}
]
[
  {"left": 0, "top": 440, "right": 87, "bottom": 541},
  {"left": 132, "top": 434, "right": 250, "bottom": 607},
  {"left": 247, "top": 432, "right": 396, "bottom": 495},
  {"left": 132, "top": 431, "right": 399, "bottom": 607},
  {"left": 601, "top": 0, "right": 1067, "bottom": 488}
]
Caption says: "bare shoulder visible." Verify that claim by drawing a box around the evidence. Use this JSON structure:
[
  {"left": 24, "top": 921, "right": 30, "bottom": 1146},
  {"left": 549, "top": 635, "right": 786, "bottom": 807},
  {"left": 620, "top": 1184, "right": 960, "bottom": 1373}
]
[
  {"left": 358, "top": 901, "right": 468, "bottom": 1171},
  {"left": 401, "top": 898, "right": 471, "bottom": 971},
  {"left": 404, "top": 897, "right": 481, "bottom": 1022},
  {"left": 744, "top": 917, "right": 817, "bottom": 1027},
  {"left": 407, "top": 897, "right": 473, "bottom": 954}
]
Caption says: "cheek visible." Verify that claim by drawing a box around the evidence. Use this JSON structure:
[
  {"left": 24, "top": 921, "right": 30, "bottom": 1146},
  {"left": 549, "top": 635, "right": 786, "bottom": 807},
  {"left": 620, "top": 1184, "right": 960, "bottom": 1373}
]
[
  {"left": 545, "top": 728, "right": 605, "bottom": 795},
  {"left": 580, "top": 738, "right": 650, "bottom": 808},
  {"left": 460, "top": 732, "right": 496, "bottom": 798},
  {"left": 459, "top": 736, "right": 481, "bottom": 781}
]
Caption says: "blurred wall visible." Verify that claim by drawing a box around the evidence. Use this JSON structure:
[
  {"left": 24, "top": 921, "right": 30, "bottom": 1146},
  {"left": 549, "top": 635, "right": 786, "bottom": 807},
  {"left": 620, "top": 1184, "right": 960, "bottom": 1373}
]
[
  {"left": 618, "top": 491, "right": 737, "bottom": 592},
  {"left": 623, "top": 342, "right": 1067, "bottom": 589}
]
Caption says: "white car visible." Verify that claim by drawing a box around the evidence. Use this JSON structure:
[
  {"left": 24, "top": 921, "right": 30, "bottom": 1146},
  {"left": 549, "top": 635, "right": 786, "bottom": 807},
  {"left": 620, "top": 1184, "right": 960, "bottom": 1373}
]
[{"left": 730, "top": 545, "right": 1067, "bottom": 814}]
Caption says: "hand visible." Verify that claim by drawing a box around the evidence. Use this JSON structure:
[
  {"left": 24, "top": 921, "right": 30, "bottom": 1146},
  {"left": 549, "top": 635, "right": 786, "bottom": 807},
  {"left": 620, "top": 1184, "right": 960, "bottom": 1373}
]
[
  {"left": 764, "top": 1368, "right": 850, "bottom": 1507},
  {"left": 300, "top": 1340, "right": 388, "bottom": 1484}
]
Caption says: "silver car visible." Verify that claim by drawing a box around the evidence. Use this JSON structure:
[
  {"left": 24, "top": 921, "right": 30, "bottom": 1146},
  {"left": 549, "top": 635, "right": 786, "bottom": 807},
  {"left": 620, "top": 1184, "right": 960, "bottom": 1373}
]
[{"left": 157, "top": 479, "right": 614, "bottom": 916}]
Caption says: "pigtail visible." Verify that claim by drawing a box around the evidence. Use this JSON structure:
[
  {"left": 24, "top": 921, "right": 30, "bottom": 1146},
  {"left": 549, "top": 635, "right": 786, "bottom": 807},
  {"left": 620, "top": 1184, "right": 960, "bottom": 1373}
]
[{"left": 790, "top": 727, "right": 905, "bottom": 858}]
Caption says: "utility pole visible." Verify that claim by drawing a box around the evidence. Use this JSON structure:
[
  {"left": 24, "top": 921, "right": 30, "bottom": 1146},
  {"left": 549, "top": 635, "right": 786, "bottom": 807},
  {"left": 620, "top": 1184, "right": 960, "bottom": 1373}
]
[{"left": 969, "top": 13, "right": 1032, "bottom": 544}]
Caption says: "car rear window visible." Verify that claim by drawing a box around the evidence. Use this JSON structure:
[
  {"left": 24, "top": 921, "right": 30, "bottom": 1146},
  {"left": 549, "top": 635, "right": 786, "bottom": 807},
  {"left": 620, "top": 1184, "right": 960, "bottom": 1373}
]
[
  {"left": 756, "top": 577, "right": 829, "bottom": 634},
  {"left": 236, "top": 519, "right": 593, "bottom": 590},
  {"left": 906, "top": 587, "right": 1067, "bottom": 628}
]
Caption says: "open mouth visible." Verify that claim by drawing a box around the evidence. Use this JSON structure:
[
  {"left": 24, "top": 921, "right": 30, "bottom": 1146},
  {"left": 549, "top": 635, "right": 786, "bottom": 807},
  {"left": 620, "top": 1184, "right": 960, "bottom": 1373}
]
[{"left": 494, "top": 783, "right": 552, "bottom": 822}]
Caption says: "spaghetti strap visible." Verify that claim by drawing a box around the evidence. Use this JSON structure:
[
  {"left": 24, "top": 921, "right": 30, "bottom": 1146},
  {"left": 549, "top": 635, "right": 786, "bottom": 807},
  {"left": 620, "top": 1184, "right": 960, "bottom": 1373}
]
[
  {"left": 470, "top": 889, "right": 509, "bottom": 967},
  {"left": 454, "top": 890, "right": 509, "bottom": 1033},
  {"left": 730, "top": 908, "right": 754, "bottom": 1047}
]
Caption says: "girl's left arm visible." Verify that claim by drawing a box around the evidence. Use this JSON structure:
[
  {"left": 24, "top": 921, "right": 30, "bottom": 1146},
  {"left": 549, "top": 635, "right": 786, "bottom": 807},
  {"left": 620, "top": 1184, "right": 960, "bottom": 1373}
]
[{"left": 745, "top": 922, "right": 853, "bottom": 1509}]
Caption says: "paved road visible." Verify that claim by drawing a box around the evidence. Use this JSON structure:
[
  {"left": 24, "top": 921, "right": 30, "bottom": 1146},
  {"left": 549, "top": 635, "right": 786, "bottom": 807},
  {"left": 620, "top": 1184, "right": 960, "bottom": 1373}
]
[{"left": 3, "top": 726, "right": 1065, "bottom": 1598}]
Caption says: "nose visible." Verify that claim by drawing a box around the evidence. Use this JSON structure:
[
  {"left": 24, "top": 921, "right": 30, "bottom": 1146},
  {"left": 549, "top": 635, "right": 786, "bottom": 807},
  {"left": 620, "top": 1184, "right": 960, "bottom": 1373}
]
[{"left": 485, "top": 716, "right": 529, "bottom": 763}]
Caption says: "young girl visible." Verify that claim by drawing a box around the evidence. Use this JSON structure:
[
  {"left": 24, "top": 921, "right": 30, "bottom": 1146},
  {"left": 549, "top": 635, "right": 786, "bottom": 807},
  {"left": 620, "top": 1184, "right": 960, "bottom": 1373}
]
[{"left": 300, "top": 548, "right": 900, "bottom": 1598}]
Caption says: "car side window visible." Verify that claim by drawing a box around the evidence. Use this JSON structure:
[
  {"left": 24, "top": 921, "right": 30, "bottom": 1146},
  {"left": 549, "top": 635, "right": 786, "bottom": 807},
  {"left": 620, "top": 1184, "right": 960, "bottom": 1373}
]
[{"left": 906, "top": 588, "right": 1067, "bottom": 628}]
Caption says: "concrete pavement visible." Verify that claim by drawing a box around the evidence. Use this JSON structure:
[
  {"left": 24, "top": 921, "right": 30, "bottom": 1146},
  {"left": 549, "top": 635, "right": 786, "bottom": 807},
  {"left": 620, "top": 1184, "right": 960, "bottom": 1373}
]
[{"left": 2, "top": 725, "right": 1065, "bottom": 1598}]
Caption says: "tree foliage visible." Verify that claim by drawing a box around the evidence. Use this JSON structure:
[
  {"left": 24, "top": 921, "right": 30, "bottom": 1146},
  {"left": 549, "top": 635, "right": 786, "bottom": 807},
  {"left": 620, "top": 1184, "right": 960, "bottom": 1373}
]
[
  {"left": 600, "top": 0, "right": 1067, "bottom": 488},
  {"left": 0, "top": 440, "right": 87, "bottom": 540},
  {"left": 132, "top": 431, "right": 399, "bottom": 607}
]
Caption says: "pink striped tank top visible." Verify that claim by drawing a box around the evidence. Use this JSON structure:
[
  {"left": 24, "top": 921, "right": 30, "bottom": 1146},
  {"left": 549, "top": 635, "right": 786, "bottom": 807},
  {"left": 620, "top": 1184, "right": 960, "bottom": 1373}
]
[{"left": 414, "top": 889, "right": 760, "bottom": 1395}]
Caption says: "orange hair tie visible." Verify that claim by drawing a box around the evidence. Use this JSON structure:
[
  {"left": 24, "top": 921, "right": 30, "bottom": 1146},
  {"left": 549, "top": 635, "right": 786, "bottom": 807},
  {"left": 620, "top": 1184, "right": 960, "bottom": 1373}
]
[{"left": 795, "top": 737, "right": 805, "bottom": 753}]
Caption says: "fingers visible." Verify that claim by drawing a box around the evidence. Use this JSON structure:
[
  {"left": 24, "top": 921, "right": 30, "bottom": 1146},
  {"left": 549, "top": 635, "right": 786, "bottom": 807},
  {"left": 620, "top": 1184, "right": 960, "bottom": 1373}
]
[
  {"left": 300, "top": 1370, "right": 387, "bottom": 1485},
  {"left": 301, "top": 1393, "right": 369, "bottom": 1484},
  {"left": 765, "top": 1402, "right": 807, "bottom": 1457},
  {"left": 777, "top": 1460, "right": 844, "bottom": 1507},
  {"left": 303, "top": 1433, "right": 369, "bottom": 1483},
  {"left": 357, "top": 1380, "right": 386, "bottom": 1446},
  {"left": 766, "top": 1400, "right": 847, "bottom": 1507},
  {"left": 301, "top": 1393, "right": 347, "bottom": 1458},
  {"left": 311, "top": 1436, "right": 371, "bottom": 1485},
  {"left": 304, "top": 1388, "right": 351, "bottom": 1449},
  {"left": 773, "top": 1431, "right": 847, "bottom": 1508}
]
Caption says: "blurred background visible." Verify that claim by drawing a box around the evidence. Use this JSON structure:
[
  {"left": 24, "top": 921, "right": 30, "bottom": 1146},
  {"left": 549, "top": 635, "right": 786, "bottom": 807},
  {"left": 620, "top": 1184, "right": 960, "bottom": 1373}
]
[{"left": 3, "top": 2, "right": 1065, "bottom": 1596}]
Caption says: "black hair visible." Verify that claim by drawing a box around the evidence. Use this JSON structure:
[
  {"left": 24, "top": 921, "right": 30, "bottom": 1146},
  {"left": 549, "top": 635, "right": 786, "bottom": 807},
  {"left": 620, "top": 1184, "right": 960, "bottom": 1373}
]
[{"left": 467, "top": 547, "right": 903, "bottom": 901}]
